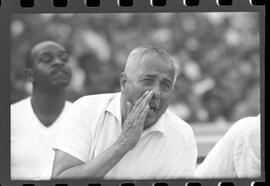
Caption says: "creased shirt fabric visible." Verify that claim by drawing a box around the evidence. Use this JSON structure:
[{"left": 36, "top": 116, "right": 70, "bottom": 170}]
[
  {"left": 53, "top": 92, "right": 197, "bottom": 179},
  {"left": 195, "top": 115, "right": 261, "bottom": 178},
  {"left": 11, "top": 97, "right": 72, "bottom": 180}
]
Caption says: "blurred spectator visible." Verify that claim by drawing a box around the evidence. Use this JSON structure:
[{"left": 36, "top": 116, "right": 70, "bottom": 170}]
[{"left": 195, "top": 115, "right": 261, "bottom": 178}]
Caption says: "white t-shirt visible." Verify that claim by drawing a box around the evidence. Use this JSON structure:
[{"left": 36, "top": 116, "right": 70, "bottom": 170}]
[
  {"left": 195, "top": 115, "right": 261, "bottom": 178},
  {"left": 11, "top": 97, "right": 72, "bottom": 180},
  {"left": 53, "top": 92, "right": 197, "bottom": 179}
]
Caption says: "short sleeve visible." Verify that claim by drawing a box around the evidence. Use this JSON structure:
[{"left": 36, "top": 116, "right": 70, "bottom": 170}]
[{"left": 53, "top": 102, "right": 92, "bottom": 163}]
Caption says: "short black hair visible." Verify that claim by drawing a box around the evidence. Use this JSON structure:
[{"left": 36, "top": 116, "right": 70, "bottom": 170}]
[{"left": 25, "top": 40, "right": 65, "bottom": 69}]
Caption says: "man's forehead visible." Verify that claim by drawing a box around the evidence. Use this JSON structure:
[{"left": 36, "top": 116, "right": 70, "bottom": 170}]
[
  {"left": 32, "top": 41, "right": 66, "bottom": 55},
  {"left": 140, "top": 53, "right": 173, "bottom": 68},
  {"left": 138, "top": 72, "right": 174, "bottom": 82},
  {"left": 137, "top": 54, "right": 174, "bottom": 75}
]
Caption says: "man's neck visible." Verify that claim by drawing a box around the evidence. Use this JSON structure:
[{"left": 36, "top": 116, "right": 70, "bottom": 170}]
[{"left": 31, "top": 87, "right": 66, "bottom": 126}]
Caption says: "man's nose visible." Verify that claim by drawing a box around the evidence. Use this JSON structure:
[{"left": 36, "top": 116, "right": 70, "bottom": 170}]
[
  {"left": 54, "top": 58, "right": 64, "bottom": 66},
  {"left": 152, "top": 84, "right": 161, "bottom": 99}
]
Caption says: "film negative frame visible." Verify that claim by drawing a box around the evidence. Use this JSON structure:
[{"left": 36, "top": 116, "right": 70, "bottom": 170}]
[{"left": 0, "top": 0, "right": 267, "bottom": 185}]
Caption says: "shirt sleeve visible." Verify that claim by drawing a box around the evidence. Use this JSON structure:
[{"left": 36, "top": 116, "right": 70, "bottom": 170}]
[
  {"left": 233, "top": 126, "right": 261, "bottom": 178},
  {"left": 53, "top": 102, "right": 92, "bottom": 163}
]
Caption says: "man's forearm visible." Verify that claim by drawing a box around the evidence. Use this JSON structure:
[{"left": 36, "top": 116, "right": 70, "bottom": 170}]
[
  {"left": 53, "top": 91, "right": 152, "bottom": 179},
  {"left": 55, "top": 143, "right": 129, "bottom": 179}
]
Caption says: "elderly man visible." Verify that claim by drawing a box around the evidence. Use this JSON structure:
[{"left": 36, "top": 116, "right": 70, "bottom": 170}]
[
  {"left": 52, "top": 46, "right": 197, "bottom": 179},
  {"left": 11, "top": 41, "right": 72, "bottom": 180},
  {"left": 195, "top": 115, "right": 261, "bottom": 178}
]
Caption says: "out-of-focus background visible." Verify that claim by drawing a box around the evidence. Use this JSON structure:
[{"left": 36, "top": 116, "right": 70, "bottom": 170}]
[{"left": 10, "top": 13, "right": 260, "bottom": 163}]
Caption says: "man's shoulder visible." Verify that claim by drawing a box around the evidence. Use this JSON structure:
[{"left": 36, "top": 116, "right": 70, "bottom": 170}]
[
  {"left": 232, "top": 116, "right": 260, "bottom": 141},
  {"left": 64, "top": 100, "right": 72, "bottom": 108},
  {"left": 165, "top": 110, "right": 195, "bottom": 141},
  {"left": 229, "top": 116, "right": 260, "bottom": 136},
  {"left": 11, "top": 98, "right": 31, "bottom": 128},
  {"left": 11, "top": 97, "right": 30, "bottom": 112},
  {"left": 215, "top": 116, "right": 260, "bottom": 149},
  {"left": 72, "top": 92, "right": 120, "bottom": 110}
]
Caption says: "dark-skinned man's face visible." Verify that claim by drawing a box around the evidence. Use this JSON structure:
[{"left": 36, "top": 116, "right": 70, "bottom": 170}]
[
  {"left": 30, "top": 42, "right": 72, "bottom": 90},
  {"left": 121, "top": 53, "right": 175, "bottom": 129}
]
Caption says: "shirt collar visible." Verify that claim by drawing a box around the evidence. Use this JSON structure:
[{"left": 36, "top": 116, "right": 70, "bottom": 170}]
[
  {"left": 141, "top": 111, "right": 168, "bottom": 137},
  {"left": 105, "top": 92, "right": 122, "bottom": 124},
  {"left": 105, "top": 92, "right": 167, "bottom": 137}
]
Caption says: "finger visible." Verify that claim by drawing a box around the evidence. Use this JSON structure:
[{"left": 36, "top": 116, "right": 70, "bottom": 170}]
[
  {"left": 133, "top": 90, "right": 152, "bottom": 114},
  {"left": 127, "top": 101, "right": 133, "bottom": 115},
  {"left": 140, "top": 104, "right": 150, "bottom": 123},
  {"left": 136, "top": 90, "right": 150, "bottom": 106},
  {"left": 136, "top": 90, "right": 154, "bottom": 113},
  {"left": 133, "top": 90, "right": 150, "bottom": 109},
  {"left": 144, "top": 90, "right": 154, "bottom": 104}
]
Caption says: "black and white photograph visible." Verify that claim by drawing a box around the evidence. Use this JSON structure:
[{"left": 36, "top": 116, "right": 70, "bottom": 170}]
[{"left": 10, "top": 12, "right": 261, "bottom": 180}]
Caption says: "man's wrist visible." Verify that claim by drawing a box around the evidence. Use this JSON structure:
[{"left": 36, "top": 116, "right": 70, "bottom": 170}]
[{"left": 113, "top": 140, "right": 131, "bottom": 155}]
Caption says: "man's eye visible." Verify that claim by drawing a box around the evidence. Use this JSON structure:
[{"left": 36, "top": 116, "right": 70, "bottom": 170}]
[
  {"left": 161, "top": 83, "right": 171, "bottom": 91},
  {"left": 40, "top": 56, "right": 53, "bottom": 63},
  {"left": 59, "top": 54, "right": 69, "bottom": 62},
  {"left": 142, "top": 79, "right": 153, "bottom": 86}
]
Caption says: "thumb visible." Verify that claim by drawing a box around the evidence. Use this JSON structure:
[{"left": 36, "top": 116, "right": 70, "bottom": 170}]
[{"left": 127, "top": 101, "right": 133, "bottom": 114}]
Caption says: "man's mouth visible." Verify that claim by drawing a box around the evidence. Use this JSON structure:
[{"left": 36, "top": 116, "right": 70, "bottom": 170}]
[
  {"left": 149, "top": 105, "right": 159, "bottom": 114},
  {"left": 52, "top": 69, "right": 68, "bottom": 76}
]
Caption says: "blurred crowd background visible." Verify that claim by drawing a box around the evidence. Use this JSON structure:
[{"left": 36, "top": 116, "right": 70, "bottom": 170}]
[
  {"left": 11, "top": 13, "right": 260, "bottom": 124},
  {"left": 10, "top": 13, "right": 261, "bottom": 160}
]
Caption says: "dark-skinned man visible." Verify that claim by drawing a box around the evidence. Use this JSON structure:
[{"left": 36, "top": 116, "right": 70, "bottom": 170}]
[
  {"left": 11, "top": 41, "right": 72, "bottom": 180},
  {"left": 52, "top": 46, "right": 197, "bottom": 179}
]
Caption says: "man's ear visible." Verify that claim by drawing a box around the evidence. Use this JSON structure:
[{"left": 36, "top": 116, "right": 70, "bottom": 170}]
[
  {"left": 119, "top": 72, "right": 127, "bottom": 92},
  {"left": 25, "top": 68, "right": 34, "bottom": 82}
]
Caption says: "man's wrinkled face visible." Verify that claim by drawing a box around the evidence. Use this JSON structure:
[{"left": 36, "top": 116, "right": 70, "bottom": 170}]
[
  {"left": 122, "top": 53, "right": 175, "bottom": 129},
  {"left": 30, "top": 42, "right": 71, "bottom": 89}
]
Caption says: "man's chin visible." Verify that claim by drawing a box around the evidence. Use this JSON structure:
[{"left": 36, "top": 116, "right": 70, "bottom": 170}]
[
  {"left": 49, "top": 82, "right": 70, "bottom": 90},
  {"left": 144, "top": 115, "right": 158, "bottom": 129},
  {"left": 52, "top": 79, "right": 70, "bottom": 86}
]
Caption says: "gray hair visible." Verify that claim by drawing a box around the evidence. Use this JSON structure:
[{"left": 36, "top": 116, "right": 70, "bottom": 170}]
[{"left": 124, "top": 46, "right": 180, "bottom": 85}]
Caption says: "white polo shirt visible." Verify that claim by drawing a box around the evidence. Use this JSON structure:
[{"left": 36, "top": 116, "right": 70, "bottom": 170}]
[
  {"left": 53, "top": 92, "right": 197, "bottom": 179},
  {"left": 11, "top": 97, "right": 72, "bottom": 180},
  {"left": 195, "top": 115, "right": 261, "bottom": 178}
]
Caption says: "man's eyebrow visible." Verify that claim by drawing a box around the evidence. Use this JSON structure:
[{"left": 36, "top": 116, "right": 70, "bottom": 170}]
[
  {"left": 39, "top": 50, "right": 67, "bottom": 56},
  {"left": 139, "top": 74, "right": 173, "bottom": 83},
  {"left": 39, "top": 51, "right": 52, "bottom": 56},
  {"left": 139, "top": 74, "right": 157, "bottom": 78},
  {"left": 59, "top": 50, "right": 68, "bottom": 54}
]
